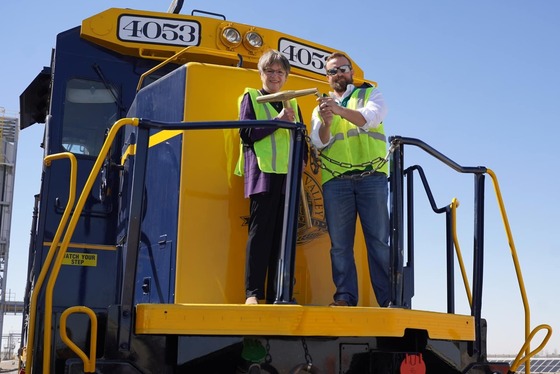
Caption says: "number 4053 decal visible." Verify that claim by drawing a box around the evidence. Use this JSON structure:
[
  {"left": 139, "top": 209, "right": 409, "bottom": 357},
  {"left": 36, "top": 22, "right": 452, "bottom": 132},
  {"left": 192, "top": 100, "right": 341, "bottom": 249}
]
[
  {"left": 279, "top": 38, "right": 332, "bottom": 76},
  {"left": 118, "top": 15, "right": 201, "bottom": 47}
]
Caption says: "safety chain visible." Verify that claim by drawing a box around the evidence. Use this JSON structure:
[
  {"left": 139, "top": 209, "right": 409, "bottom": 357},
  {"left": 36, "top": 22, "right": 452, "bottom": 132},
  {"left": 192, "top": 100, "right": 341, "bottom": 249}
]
[
  {"left": 301, "top": 337, "right": 313, "bottom": 369},
  {"left": 265, "top": 338, "right": 272, "bottom": 364},
  {"left": 305, "top": 130, "right": 322, "bottom": 175},
  {"left": 304, "top": 130, "right": 398, "bottom": 179}
]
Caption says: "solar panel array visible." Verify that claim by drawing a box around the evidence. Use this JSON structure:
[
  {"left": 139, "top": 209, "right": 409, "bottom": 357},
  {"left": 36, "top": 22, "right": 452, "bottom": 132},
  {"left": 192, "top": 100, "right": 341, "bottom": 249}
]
[
  {"left": 491, "top": 358, "right": 560, "bottom": 373},
  {"left": 519, "top": 359, "right": 560, "bottom": 374}
]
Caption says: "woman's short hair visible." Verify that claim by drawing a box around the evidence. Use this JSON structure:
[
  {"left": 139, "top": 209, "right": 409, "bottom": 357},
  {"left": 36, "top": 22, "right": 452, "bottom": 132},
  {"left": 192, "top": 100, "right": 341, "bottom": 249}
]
[{"left": 258, "top": 50, "right": 291, "bottom": 74}]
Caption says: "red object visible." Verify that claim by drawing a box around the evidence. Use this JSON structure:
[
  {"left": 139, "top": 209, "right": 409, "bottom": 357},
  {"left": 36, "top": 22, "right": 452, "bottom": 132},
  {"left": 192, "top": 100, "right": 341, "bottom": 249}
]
[{"left": 400, "top": 353, "right": 426, "bottom": 374}]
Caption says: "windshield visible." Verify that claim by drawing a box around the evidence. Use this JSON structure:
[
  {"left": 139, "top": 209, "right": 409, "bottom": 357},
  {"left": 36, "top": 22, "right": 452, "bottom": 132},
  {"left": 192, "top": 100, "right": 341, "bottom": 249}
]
[{"left": 62, "top": 78, "right": 119, "bottom": 156}]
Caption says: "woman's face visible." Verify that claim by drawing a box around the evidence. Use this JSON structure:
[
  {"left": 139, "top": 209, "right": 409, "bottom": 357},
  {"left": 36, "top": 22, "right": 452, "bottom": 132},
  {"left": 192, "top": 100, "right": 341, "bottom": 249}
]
[{"left": 260, "top": 63, "right": 287, "bottom": 93}]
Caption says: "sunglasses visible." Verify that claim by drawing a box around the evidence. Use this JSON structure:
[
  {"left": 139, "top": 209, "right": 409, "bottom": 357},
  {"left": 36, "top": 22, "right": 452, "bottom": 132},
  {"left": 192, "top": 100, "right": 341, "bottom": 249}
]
[{"left": 326, "top": 64, "right": 352, "bottom": 76}]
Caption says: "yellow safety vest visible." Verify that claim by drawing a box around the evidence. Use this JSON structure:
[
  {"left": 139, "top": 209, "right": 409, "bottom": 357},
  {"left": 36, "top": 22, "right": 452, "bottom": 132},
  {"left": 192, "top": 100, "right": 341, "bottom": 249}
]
[
  {"left": 320, "top": 87, "right": 387, "bottom": 184},
  {"left": 234, "top": 88, "right": 299, "bottom": 175}
]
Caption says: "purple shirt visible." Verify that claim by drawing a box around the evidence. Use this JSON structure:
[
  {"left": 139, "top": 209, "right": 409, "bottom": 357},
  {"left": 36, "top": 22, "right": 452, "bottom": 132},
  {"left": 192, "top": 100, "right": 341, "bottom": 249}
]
[{"left": 239, "top": 90, "right": 306, "bottom": 198}]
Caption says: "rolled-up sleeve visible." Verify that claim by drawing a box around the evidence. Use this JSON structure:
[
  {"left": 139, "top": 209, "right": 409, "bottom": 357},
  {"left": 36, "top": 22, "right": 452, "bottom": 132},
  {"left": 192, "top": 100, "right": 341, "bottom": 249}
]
[
  {"left": 309, "top": 87, "right": 388, "bottom": 149},
  {"left": 358, "top": 88, "right": 388, "bottom": 131},
  {"left": 310, "top": 107, "right": 332, "bottom": 149}
]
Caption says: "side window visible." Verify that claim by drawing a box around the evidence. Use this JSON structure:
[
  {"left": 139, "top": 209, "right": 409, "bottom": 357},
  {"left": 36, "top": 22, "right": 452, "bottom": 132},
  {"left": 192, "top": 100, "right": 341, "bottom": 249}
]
[{"left": 62, "top": 79, "right": 119, "bottom": 156}]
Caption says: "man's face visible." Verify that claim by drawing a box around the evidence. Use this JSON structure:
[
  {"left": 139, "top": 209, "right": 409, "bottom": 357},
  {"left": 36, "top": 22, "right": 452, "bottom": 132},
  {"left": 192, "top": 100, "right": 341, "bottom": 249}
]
[{"left": 326, "top": 57, "right": 354, "bottom": 93}]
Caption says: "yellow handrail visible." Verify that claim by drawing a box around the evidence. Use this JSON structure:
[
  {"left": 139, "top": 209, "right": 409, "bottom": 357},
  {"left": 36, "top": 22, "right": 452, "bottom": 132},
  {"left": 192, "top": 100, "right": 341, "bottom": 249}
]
[
  {"left": 25, "top": 152, "right": 77, "bottom": 373},
  {"left": 26, "top": 118, "right": 139, "bottom": 373},
  {"left": 449, "top": 198, "right": 473, "bottom": 307},
  {"left": 60, "top": 306, "right": 98, "bottom": 373},
  {"left": 510, "top": 324, "right": 553, "bottom": 372},
  {"left": 43, "top": 118, "right": 138, "bottom": 372},
  {"left": 487, "top": 169, "right": 553, "bottom": 374},
  {"left": 446, "top": 171, "right": 552, "bottom": 373}
]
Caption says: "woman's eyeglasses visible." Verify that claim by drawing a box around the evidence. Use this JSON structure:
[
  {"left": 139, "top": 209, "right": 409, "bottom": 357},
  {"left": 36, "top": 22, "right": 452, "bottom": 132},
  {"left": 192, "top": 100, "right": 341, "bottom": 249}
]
[
  {"left": 326, "top": 64, "right": 352, "bottom": 76},
  {"left": 263, "top": 69, "right": 286, "bottom": 77}
]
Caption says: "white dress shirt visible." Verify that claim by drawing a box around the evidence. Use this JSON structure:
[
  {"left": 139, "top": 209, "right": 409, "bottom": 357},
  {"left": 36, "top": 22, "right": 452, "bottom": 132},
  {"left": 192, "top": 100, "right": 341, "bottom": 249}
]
[{"left": 310, "top": 84, "right": 388, "bottom": 149}]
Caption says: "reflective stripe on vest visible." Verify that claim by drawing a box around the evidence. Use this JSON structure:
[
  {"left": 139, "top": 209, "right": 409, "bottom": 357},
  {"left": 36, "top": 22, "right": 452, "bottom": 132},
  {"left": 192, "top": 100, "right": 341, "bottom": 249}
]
[
  {"left": 234, "top": 88, "right": 298, "bottom": 175},
  {"left": 321, "top": 87, "right": 387, "bottom": 184}
]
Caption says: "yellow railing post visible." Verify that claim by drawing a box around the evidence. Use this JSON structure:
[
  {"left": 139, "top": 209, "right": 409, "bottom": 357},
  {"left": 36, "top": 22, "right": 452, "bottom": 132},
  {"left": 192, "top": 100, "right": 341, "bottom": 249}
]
[
  {"left": 487, "top": 169, "right": 553, "bottom": 373},
  {"left": 25, "top": 152, "right": 77, "bottom": 374},
  {"left": 60, "top": 306, "right": 98, "bottom": 373},
  {"left": 26, "top": 118, "right": 139, "bottom": 373}
]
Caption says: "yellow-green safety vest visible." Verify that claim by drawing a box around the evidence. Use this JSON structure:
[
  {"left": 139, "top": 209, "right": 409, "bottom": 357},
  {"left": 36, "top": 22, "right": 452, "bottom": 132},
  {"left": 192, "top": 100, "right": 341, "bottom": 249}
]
[
  {"left": 234, "top": 88, "right": 299, "bottom": 175},
  {"left": 320, "top": 87, "right": 387, "bottom": 184}
]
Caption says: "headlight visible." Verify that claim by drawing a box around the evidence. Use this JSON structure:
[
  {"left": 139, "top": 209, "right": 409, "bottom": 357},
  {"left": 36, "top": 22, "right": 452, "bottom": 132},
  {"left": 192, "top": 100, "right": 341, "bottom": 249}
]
[
  {"left": 221, "top": 27, "right": 241, "bottom": 47},
  {"left": 244, "top": 31, "right": 263, "bottom": 50}
]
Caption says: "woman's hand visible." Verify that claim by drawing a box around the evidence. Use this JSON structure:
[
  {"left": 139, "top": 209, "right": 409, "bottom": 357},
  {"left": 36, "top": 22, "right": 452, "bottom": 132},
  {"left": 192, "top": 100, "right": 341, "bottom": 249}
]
[{"left": 276, "top": 107, "right": 296, "bottom": 122}]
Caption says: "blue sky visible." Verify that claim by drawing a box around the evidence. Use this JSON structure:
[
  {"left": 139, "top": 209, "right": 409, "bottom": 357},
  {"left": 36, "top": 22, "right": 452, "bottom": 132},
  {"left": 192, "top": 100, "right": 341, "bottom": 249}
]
[{"left": 1, "top": 0, "right": 559, "bottom": 356}]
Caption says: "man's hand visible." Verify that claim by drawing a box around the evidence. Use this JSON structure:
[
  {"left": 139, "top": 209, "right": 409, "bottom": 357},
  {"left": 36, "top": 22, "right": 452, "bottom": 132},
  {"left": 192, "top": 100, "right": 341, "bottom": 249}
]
[
  {"left": 317, "top": 97, "right": 333, "bottom": 144},
  {"left": 318, "top": 97, "right": 334, "bottom": 127},
  {"left": 319, "top": 97, "right": 342, "bottom": 117},
  {"left": 318, "top": 96, "right": 366, "bottom": 128}
]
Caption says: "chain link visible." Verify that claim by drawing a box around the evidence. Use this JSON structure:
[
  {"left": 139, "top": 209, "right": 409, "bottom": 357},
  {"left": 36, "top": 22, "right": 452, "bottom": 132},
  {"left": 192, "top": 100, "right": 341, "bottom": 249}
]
[
  {"left": 301, "top": 337, "right": 313, "bottom": 367},
  {"left": 265, "top": 339, "right": 272, "bottom": 364},
  {"left": 304, "top": 130, "right": 397, "bottom": 180}
]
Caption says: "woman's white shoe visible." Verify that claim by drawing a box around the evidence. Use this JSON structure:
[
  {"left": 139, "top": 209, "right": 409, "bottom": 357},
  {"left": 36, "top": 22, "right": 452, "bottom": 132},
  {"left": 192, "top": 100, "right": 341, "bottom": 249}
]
[{"left": 245, "top": 296, "right": 258, "bottom": 305}]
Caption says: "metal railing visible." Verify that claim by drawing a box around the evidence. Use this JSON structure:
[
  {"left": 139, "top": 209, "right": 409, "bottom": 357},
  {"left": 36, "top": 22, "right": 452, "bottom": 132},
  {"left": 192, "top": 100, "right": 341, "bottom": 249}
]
[
  {"left": 25, "top": 117, "right": 306, "bottom": 373},
  {"left": 388, "top": 136, "right": 552, "bottom": 373}
]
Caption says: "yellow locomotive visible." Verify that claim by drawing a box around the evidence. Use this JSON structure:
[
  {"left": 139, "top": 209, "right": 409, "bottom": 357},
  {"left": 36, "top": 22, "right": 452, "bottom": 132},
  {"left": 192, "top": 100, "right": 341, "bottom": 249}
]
[{"left": 17, "top": 3, "right": 550, "bottom": 373}]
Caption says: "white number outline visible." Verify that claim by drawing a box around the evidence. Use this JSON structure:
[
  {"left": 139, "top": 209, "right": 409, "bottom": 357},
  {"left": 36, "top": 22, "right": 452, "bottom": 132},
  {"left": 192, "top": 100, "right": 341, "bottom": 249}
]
[
  {"left": 278, "top": 38, "right": 332, "bottom": 76},
  {"left": 117, "top": 14, "right": 201, "bottom": 47}
]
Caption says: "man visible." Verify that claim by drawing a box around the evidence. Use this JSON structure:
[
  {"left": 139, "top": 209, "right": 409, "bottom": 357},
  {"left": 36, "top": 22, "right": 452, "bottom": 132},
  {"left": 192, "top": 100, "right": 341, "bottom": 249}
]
[{"left": 310, "top": 52, "right": 390, "bottom": 307}]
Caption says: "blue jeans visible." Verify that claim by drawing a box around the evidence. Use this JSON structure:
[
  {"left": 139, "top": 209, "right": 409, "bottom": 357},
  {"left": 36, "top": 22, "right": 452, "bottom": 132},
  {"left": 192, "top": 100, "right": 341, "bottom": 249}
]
[{"left": 323, "top": 174, "right": 390, "bottom": 306}]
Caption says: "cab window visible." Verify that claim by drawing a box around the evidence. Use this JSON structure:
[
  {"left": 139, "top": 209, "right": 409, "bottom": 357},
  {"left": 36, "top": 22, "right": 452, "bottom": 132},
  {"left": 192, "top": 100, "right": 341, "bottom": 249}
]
[{"left": 62, "top": 79, "right": 119, "bottom": 156}]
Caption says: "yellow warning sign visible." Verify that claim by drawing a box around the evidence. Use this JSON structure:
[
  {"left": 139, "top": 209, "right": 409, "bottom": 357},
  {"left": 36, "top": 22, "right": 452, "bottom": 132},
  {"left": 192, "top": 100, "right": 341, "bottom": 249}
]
[{"left": 62, "top": 252, "right": 97, "bottom": 267}]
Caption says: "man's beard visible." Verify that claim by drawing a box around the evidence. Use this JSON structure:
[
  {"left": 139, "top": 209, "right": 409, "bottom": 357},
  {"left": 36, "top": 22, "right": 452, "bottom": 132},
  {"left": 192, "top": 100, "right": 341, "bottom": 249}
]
[{"left": 332, "top": 76, "right": 353, "bottom": 93}]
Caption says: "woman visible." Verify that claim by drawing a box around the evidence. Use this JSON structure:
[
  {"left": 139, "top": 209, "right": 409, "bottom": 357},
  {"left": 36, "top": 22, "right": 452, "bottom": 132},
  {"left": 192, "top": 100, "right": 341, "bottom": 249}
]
[{"left": 235, "top": 50, "right": 303, "bottom": 304}]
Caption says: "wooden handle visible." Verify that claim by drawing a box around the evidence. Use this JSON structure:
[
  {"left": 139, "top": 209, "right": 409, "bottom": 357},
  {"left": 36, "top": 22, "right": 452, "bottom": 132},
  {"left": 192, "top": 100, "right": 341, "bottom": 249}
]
[{"left": 256, "top": 88, "right": 318, "bottom": 103}]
